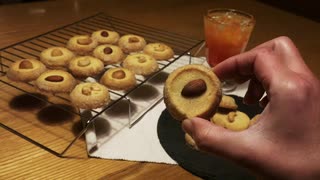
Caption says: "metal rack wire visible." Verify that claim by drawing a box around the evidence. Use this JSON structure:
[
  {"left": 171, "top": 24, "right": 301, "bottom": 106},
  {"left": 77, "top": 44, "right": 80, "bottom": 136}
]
[{"left": 0, "top": 13, "right": 203, "bottom": 157}]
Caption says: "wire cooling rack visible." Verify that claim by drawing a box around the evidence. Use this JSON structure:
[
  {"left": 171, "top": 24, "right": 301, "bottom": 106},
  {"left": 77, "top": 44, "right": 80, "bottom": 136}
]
[{"left": 0, "top": 13, "right": 203, "bottom": 157}]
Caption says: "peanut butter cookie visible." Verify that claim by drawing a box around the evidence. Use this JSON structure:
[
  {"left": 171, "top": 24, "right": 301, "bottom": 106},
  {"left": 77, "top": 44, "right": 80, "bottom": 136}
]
[
  {"left": 219, "top": 95, "right": 238, "bottom": 110},
  {"left": 91, "top": 29, "right": 120, "bottom": 44},
  {"left": 122, "top": 53, "right": 159, "bottom": 76},
  {"left": 70, "top": 82, "right": 110, "bottom": 109},
  {"left": 100, "top": 67, "right": 136, "bottom": 91},
  {"left": 143, "top": 43, "right": 174, "bottom": 60},
  {"left": 211, "top": 111, "right": 250, "bottom": 131},
  {"left": 35, "top": 70, "right": 77, "bottom": 93},
  {"left": 40, "top": 47, "right": 74, "bottom": 69},
  {"left": 68, "top": 56, "right": 104, "bottom": 78},
  {"left": 6, "top": 59, "right": 47, "bottom": 82},
  {"left": 67, "top": 35, "right": 98, "bottom": 55},
  {"left": 93, "top": 44, "right": 124, "bottom": 65},
  {"left": 118, "top": 34, "right": 146, "bottom": 53}
]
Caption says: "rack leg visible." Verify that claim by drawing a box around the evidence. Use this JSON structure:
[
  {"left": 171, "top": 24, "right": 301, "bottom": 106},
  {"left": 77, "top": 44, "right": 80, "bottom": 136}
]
[
  {"left": 0, "top": 53, "right": 4, "bottom": 75},
  {"left": 59, "top": 116, "right": 97, "bottom": 157},
  {"left": 124, "top": 96, "right": 133, "bottom": 128}
]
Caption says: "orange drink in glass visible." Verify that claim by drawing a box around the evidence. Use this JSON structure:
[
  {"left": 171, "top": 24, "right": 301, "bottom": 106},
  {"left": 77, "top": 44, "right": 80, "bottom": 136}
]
[{"left": 204, "top": 9, "right": 255, "bottom": 79}]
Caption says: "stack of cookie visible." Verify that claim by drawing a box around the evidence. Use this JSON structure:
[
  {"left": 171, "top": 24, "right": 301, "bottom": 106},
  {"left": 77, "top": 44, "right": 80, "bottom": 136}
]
[
  {"left": 6, "top": 29, "right": 175, "bottom": 110},
  {"left": 211, "top": 95, "right": 260, "bottom": 130},
  {"left": 183, "top": 95, "right": 260, "bottom": 150}
]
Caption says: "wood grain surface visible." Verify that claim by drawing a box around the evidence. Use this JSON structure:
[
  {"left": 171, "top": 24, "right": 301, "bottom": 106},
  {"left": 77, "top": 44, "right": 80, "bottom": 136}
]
[{"left": 0, "top": 0, "right": 319, "bottom": 179}]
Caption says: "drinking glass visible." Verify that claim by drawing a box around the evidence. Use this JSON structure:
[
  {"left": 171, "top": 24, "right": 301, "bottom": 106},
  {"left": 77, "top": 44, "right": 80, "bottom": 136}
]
[{"left": 204, "top": 8, "right": 255, "bottom": 92}]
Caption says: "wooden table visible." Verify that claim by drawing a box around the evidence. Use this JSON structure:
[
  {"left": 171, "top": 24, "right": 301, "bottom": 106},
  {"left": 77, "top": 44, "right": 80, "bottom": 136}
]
[{"left": 0, "top": 0, "right": 319, "bottom": 179}]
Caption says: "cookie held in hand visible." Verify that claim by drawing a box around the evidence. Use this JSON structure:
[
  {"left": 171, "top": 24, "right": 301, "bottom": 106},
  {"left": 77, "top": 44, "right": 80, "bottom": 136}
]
[{"left": 164, "top": 64, "right": 222, "bottom": 121}]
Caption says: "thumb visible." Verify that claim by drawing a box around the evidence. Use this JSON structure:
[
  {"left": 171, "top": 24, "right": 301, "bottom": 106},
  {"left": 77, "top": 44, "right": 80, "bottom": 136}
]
[{"left": 182, "top": 117, "right": 252, "bottom": 162}]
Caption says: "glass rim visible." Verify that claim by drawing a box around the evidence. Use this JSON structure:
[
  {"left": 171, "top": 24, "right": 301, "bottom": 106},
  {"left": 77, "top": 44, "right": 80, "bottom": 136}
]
[{"left": 204, "top": 8, "right": 255, "bottom": 26}]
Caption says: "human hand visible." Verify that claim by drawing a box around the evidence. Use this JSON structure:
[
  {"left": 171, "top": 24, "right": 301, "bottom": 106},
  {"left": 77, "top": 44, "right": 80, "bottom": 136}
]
[{"left": 182, "top": 36, "right": 320, "bottom": 179}]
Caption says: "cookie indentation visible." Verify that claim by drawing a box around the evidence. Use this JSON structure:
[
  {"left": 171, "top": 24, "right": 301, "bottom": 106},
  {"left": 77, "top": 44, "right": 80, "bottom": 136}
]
[
  {"left": 77, "top": 58, "right": 91, "bottom": 67},
  {"left": 77, "top": 38, "right": 93, "bottom": 45},
  {"left": 19, "top": 60, "right": 33, "bottom": 69},
  {"left": 45, "top": 75, "right": 64, "bottom": 82},
  {"left": 103, "top": 47, "right": 113, "bottom": 54},
  {"left": 51, "top": 48, "right": 63, "bottom": 57},
  {"left": 112, "top": 70, "right": 126, "bottom": 79}
]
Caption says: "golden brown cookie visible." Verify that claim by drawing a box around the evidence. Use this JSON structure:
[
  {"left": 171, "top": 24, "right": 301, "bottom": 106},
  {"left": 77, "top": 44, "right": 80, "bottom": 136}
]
[
  {"left": 91, "top": 30, "right": 120, "bottom": 44},
  {"left": 40, "top": 47, "right": 75, "bottom": 68},
  {"left": 100, "top": 67, "right": 136, "bottom": 91},
  {"left": 211, "top": 111, "right": 250, "bottom": 131},
  {"left": 118, "top": 34, "right": 146, "bottom": 53},
  {"left": 68, "top": 56, "right": 104, "bottom": 78},
  {"left": 143, "top": 43, "right": 174, "bottom": 60},
  {"left": 70, "top": 82, "right": 110, "bottom": 109},
  {"left": 122, "top": 53, "right": 159, "bottom": 76},
  {"left": 164, "top": 64, "right": 222, "bottom": 121},
  {"left": 35, "top": 70, "right": 77, "bottom": 93},
  {"left": 6, "top": 59, "right": 47, "bottom": 82},
  {"left": 66, "top": 35, "right": 98, "bottom": 55},
  {"left": 93, "top": 44, "right": 124, "bottom": 65},
  {"left": 219, "top": 95, "right": 238, "bottom": 110},
  {"left": 250, "top": 114, "right": 261, "bottom": 126}
]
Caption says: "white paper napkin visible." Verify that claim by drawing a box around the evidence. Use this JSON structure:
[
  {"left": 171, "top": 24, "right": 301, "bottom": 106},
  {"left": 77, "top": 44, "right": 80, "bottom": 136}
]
[{"left": 84, "top": 56, "right": 249, "bottom": 164}]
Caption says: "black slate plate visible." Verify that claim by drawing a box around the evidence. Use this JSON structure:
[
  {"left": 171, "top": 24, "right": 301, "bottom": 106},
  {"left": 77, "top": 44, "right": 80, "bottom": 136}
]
[{"left": 157, "top": 95, "right": 263, "bottom": 180}]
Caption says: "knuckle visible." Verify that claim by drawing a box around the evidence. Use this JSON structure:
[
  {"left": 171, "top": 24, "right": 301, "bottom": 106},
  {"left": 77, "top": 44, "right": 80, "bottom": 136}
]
[
  {"left": 275, "top": 36, "right": 292, "bottom": 43},
  {"left": 275, "top": 36, "right": 295, "bottom": 48},
  {"left": 283, "top": 75, "right": 313, "bottom": 102}
]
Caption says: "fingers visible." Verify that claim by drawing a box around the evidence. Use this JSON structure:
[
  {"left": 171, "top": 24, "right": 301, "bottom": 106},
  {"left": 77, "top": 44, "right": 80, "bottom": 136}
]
[
  {"left": 212, "top": 49, "right": 257, "bottom": 81},
  {"left": 259, "top": 96, "right": 269, "bottom": 108},
  {"left": 213, "top": 48, "right": 280, "bottom": 92},
  {"left": 244, "top": 77, "right": 265, "bottom": 105},
  {"left": 252, "top": 36, "right": 310, "bottom": 75},
  {"left": 182, "top": 117, "right": 250, "bottom": 161},
  {"left": 213, "top": 36, "right": 311, "bottom": 93}
]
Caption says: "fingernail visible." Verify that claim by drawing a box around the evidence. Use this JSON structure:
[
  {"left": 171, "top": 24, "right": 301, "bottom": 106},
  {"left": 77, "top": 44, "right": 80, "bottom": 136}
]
[{"left": 182, "top": 119, "right": 193, "bottom": 133}]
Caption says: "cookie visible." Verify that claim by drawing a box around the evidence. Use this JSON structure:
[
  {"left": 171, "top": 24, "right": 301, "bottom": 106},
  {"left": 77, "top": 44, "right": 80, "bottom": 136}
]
[
  {"left": 91, "top": 29, "right": 120, "bottom": 44},
  {"left": 122, "top": 53, "right": 159, "bottom": 76},
  {"left": 70, "top": 82, "right": 110, "bottom": 109},
  {"left": 250, "top": 114, "right": 261, "bottom": 126},
  {"left": 35, "top": 70, "right": 77, "bottom": 93},
  {"left": 164, "top": 64, "right": 222, "bottom": 121},
  {"left": 40, "top": 47, "right": 75, "bottom": 68},
  {"left": 143, "top": 43, "right": 174, "bottom": 60},
  {"left": 118, "top": 34, "right": 146, "bottom": 53},
  {"left": 68, "top": 56, "right": 104, "bottom": 78},
  {"left": 6, "top": 59, "right": 47, "bottom": 82},
  {"left": 93, "top": 44, "right": 124, "bottom": 65},
  {"left": 67, "top": 35, "right": 98, "bottom": 55},
  {"left": 100, "top": 67, "right": 136, "bottom": 91},
  {"left": 211, "top": 111, "right": 250, "bottom": 131},
  {"left": 219, "top": 95, "right": 238, "bottom": 110}
]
